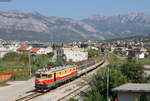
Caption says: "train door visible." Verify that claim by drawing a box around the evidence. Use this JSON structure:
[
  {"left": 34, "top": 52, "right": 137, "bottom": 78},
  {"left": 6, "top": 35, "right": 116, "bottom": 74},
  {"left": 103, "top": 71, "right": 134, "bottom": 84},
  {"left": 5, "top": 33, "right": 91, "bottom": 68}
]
[{"left": 54, "top": 73, "right": 57, "bottom": 81}]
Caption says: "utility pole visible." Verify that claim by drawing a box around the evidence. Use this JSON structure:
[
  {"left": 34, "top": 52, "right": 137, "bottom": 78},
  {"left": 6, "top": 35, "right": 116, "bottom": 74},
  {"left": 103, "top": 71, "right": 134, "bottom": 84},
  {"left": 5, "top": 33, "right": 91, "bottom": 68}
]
[
  {"left": 107, "top": 51, "right": 110, "bottom": 101},
  {"left": 107, "top": 65, "right": 109, "bottom": 101},
  {"left": 28, "top": 52, "right": 32, "bottom": 76}
]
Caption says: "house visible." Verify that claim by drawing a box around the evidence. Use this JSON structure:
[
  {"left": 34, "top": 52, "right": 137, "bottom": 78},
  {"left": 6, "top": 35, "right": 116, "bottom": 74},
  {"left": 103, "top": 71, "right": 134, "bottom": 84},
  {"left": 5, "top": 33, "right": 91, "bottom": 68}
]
[
  {"left": 113, "top": 83, "right": 150, "bottom": 101},
  {"left": 0, "top": 50, "right": 11, "bottom": 58},
  {"left": 127, "top": 47, "right": 147, "bottom": 59},
  {"left": 17, "top": 46, "right": 32, "bottom": 53},
  {"left": 135, "top": 52, "right": 145, "bottom": 59},
  {"left": 44, "top": 47, "right": 53, "bottom": 54},
  {"left": 30, "top": 48, "right": 45, "bottom": 55}
]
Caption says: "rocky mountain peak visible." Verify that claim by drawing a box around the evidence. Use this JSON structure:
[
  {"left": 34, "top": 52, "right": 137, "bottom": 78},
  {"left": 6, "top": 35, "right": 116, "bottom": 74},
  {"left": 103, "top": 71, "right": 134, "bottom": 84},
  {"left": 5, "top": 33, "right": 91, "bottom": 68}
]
[{"left": 87, "top": 14, "right": 107, "bottom": 20}]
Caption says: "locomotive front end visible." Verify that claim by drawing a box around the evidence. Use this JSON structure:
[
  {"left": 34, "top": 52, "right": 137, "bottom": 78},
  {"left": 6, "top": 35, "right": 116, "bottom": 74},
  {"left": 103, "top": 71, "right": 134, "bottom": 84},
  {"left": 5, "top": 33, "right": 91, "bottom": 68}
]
[{"left": 35, "top": 73, "right": 54, "bottom": 91}]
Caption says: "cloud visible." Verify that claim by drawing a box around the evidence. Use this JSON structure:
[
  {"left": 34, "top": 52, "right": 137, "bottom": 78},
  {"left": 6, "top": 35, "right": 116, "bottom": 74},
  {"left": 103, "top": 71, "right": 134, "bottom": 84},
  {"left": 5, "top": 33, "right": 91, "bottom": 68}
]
[{"left": 0, "top": 0, "right": 12, "bottom": 2}]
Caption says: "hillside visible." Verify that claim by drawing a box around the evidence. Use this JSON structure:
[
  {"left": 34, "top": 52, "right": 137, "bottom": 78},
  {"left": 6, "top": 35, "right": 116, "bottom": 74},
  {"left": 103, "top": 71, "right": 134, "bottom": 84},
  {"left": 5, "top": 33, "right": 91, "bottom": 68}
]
[
  {"left": 83, "top": 12, "right": 150, "bottom": 39},
  {"left": 0, "top": 10, "right": 104, "bottom": 42},
  {"left": 1, "top": 11, "right": 150, "bottom": 42}
]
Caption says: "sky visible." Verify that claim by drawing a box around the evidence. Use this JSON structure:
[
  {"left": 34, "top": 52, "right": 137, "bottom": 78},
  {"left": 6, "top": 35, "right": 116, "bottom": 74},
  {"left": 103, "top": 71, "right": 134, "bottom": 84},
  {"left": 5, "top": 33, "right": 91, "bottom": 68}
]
[{"left": 0, "top": 0, "right": 150, "bottom": 19}]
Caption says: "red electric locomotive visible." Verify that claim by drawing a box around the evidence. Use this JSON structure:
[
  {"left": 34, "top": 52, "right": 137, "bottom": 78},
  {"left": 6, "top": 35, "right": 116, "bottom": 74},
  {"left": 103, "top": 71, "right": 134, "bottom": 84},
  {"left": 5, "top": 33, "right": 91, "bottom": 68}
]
[{"left": 35, "top": 65, "right": 78, "bottom": 91}]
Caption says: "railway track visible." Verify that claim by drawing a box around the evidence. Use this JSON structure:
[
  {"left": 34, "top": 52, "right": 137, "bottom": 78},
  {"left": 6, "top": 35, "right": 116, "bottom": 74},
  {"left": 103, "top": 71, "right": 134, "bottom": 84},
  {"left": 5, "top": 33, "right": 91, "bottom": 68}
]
[
  {"left": 15, "top": 93, "right": 43, "bottom": 101},
  {"left": 57, "top": 85, "right": 89, "bottom": 101},
  {"left": 57, "top": 59, "right": 106, "bottom": 101},
  {"left": 15, "top": 56, "right": 105, "bottom": 101}
]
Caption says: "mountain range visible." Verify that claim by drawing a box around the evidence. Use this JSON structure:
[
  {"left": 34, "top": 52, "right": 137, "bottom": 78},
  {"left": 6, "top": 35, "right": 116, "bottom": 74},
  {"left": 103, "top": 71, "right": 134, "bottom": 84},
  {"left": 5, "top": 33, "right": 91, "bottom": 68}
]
[{"left": 0, "top": 10, "right": 150, "bottom": 42}]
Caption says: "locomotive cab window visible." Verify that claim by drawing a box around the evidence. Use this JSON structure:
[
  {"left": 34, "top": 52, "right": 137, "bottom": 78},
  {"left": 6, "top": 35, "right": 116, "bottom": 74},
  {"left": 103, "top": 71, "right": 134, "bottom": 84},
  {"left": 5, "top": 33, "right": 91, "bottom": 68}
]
[{"left": 41, "top": 74, "right": 47, "bottom": 78}]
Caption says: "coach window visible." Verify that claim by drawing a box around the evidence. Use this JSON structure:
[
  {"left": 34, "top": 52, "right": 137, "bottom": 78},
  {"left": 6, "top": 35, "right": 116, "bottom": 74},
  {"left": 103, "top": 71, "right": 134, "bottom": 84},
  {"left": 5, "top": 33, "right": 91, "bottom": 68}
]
[
  {"left": 35, "top": 74, "right": 40, "bottom": 78},
  {"left": 48, "top": 74, "right": 52, "bottom": 78}
]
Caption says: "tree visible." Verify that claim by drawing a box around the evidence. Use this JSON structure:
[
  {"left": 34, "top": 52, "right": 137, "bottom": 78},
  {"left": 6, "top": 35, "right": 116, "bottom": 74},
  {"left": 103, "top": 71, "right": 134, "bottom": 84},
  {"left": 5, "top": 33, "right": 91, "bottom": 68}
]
[
  {"left": 134, "top": 95, "right": 148, "bottom": 101},
  {"left": 47, "top": 52, "right": 54, "bottom": 58},
  {"left": 3, "top": 52, "right": 19, "bottom": 61},
  {"left": 80, "top": 43, "right": 88, "bottom": 48},
  {"left": 88, "top": 49, "right": 100, "bottom": 58},
  {"left": 69, "top": 98, "right": 78, "bottom": 101},
  {"left": 31, "top": 55, "right": 50, "bottom": 71},
  {"left": 18, "top": 53, "right": 29, "bottom": 66},
  {"left": 82, "top": 91, "right": 106, "bottom": 101},
  {"left": 120, "top": 62, "right": 146, "bottom": 83},
  {"left": 87, "top": 67, "right": 130, "bottom": 100}
]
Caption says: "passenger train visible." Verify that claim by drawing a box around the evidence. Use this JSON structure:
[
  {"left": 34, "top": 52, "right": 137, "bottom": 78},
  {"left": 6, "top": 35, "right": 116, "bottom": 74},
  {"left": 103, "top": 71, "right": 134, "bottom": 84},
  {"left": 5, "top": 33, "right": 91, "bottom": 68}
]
[
  {"left": 35, "top": 65, "right": 78, "bottom": 91},
  {"left": 35, "top": 55, "right": 104, "bottom": 92}
]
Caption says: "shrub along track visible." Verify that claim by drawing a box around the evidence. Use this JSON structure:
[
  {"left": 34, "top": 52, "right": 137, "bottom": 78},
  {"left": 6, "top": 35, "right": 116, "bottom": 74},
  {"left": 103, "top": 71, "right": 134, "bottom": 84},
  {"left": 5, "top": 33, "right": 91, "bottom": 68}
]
[{"left": 15, "top": 55, "right": 105, "bottom": 101}]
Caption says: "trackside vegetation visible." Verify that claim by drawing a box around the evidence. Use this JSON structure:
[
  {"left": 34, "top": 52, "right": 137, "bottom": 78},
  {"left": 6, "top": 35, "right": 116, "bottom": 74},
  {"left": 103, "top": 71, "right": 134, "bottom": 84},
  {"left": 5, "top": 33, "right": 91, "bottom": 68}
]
[
  {"left": 0, "top": 52, "right": 54, "bottom": 83},
  {"left": 69, "top": 54, "right": 150, "bottom": 101}
]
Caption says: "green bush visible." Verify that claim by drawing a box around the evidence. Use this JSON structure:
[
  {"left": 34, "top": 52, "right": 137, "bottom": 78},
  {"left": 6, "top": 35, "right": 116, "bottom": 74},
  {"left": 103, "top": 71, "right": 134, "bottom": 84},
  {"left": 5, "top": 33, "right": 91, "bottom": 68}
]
[
  {"left": 11, "top": 74, "right": 31, "bottom": 81},
  {"left": 31, "top": 54, "right": 50, "bottom": 69},
  {"left": 3, "top": 52, "right": 19, "bottom": 61},
  {"left": 68, "top": 98, "right": 78, "bottom": 101},
  {"left": 88, "top": 49, "right": 100, "bottom": 58}
]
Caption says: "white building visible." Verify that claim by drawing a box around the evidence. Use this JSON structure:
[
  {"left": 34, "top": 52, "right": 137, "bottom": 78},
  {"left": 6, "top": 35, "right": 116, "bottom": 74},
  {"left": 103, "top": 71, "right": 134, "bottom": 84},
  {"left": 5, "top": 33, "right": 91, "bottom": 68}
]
[
  {"left": 135, "top": 52, "right": 145, "bottom": 59},
  {"left": 0, "top": 50, "right": 11, "bottom": 58},
  {"left": 44, "top": 47, "right": 53, "bottom": 54},
  {"left": 63, "top": 46, "right": 88, "bottom": 62}
]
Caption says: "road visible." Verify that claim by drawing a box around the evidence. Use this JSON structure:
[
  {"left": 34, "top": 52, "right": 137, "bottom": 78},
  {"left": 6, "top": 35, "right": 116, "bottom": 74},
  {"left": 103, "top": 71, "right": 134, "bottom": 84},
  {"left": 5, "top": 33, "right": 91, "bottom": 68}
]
[{"left": 0, "top": 78, "right": 35, "bottom": 101}]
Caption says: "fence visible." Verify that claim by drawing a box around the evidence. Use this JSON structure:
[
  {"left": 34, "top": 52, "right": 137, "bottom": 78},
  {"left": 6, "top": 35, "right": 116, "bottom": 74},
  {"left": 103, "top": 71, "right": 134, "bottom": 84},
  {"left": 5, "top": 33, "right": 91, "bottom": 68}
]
[
  {"left": 0, "top": 71, "right": 28, "bottom": 75},
  {"left": 0, "top": 71, "right": 29, "bottom": 83}
]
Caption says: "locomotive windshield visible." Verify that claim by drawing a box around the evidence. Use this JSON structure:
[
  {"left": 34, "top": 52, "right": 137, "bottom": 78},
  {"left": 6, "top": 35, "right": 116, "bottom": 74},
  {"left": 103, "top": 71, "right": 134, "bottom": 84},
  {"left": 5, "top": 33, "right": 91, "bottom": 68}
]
[
  {"left": 35, "top": 74, "right": 52, "bottom": 78},
  {"left": 41, "top": 74, "right": 47, "bottom": 78}
]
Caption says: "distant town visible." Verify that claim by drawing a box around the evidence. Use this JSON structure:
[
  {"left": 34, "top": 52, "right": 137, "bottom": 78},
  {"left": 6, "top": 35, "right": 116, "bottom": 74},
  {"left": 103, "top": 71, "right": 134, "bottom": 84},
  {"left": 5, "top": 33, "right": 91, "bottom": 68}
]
[
  {"left": 0, "top": 36, "right": 150, "bottom": 60},
  {"left": 0, "top": 37, "right": 150, "bottom": 101}
]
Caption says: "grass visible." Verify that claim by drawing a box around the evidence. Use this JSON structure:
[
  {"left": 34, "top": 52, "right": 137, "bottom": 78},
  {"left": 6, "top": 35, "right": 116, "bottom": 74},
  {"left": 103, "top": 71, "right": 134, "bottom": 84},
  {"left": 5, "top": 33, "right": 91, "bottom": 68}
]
[
  {"left": 107, "top": 53, "right": 126, "bottom": 64},
  {"left": 10, "top": 74, "right": 31, "bottom": 81},
  {"left": 108, "top": 53, "right": 150, "bottom": 66},
  {"left": 138, "top": 58, "right": 150, "bottom": 65}
]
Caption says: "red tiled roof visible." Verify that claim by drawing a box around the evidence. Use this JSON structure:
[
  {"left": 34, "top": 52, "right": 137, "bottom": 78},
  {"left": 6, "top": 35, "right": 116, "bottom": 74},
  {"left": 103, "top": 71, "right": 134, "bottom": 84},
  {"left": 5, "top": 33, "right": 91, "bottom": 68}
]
[
  {"left": 63, "top": 45, "right": 74, "bottom": 48},
  {"left": 17, "top": 46, "right": 29, "bottom": 51},
  {"left": 133, "top": 46, "right": 142, "bottom": 49},
  {"left": 31, "top": 48, "right": 41, "bottom": 53}
]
